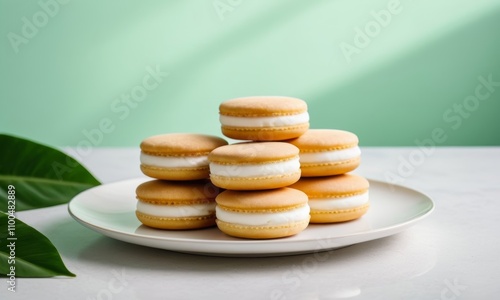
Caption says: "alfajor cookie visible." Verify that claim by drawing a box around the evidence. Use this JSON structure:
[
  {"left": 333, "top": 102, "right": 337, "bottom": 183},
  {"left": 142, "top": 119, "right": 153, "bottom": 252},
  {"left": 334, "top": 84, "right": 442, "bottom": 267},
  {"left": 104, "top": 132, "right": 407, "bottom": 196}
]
[
  {"left": 208, "top": 142, "right": 301, "bottom": 190},
  {"left": 287, "top": 129, "right": 361, "bottom": 176},
  {"left": 215, "top": 188, "right": 310, "bottom": 239},
  {"left": 219, "top": 96, "right": 309, "bottom": 141},
  {"left": 140, "top": 133, "right": 228, "bottom": 180},
  {"left": 289, "top": 174, "right": 369, "bottom": 223},
  {"left": 135, "top": 179, "right": 221, "bottom": 230}
]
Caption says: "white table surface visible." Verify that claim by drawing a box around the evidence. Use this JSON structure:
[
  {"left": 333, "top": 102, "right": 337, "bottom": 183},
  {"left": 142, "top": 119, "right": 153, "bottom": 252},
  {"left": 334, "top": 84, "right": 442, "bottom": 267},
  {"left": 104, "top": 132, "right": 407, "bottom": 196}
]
[{"left": 3, "top": 147, "right": 500, "bottom": 300}]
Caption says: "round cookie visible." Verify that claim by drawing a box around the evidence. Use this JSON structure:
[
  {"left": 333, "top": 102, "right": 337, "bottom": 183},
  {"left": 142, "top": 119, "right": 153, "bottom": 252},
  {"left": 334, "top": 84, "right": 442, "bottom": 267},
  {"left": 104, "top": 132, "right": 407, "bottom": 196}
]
[
  {"left": 140, "top": 133, "right": 227, "bottom": 180},
  {"left": 219, "top": 96, "right": 309, "bottom": 141},
  {"left": 208, "top": 142, "right": 301, "bottom": 190},
  {"left": 215, "top": 188, "right": 310, "bottom": 239},
  {"left": 289, "top": 174, "right": 369, "bottom": 223},
  {"left": 287, "top": 129, "right": 361, "bottom": 176},
  {"left": 135, "top": 179, "right": 221, "bottom": 230}
]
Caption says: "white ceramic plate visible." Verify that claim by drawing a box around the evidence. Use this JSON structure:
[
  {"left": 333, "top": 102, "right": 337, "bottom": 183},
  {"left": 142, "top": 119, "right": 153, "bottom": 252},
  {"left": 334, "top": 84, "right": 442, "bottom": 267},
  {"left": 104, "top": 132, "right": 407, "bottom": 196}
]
[{"left": 68, "top": 178, "right": 434, "bottom": 257}]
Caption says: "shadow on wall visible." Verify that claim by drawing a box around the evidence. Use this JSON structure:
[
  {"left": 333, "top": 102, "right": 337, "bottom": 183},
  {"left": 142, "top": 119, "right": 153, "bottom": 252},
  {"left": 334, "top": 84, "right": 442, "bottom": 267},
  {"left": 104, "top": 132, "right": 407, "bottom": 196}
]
[{"left": 308, "top": 8, "right": 500, "bottom": 146}]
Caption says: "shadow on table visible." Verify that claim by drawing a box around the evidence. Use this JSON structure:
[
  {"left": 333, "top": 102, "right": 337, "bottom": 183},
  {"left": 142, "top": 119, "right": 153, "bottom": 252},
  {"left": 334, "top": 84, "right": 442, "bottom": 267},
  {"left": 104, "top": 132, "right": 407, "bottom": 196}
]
[{"left": 45, "top": 217, "right": 437, "bottom": 299}]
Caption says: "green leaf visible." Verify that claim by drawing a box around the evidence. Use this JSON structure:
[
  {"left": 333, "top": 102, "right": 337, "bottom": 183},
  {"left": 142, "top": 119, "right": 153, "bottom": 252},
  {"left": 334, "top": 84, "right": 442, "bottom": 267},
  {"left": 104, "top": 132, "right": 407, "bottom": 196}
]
[
  {"left": 0, "top": 134, "right": 100, "bottom": 211},
  {"left": 0, "top": 211, "right": 75, "bottom": 277}
]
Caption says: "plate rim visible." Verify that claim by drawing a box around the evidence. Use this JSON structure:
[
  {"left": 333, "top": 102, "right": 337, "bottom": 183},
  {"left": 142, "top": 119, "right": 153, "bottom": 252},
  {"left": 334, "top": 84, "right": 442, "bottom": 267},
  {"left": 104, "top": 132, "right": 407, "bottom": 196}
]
[{"left": 68, "top": 177, "right": 434, "bottom": 255}]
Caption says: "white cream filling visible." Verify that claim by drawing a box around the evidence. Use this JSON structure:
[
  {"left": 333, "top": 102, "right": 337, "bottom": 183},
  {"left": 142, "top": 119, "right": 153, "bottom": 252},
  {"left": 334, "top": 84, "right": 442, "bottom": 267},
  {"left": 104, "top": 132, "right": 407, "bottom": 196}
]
[
  {"left": 137, "top": 201, "right": 216, "bottom": 217},
  {"left": 140, "top": 152, "right": 208, "bottom": 168},
  {"left": 300, "top": 146, "right": 361, "bottom": 164},
  {"left": 209, "top": 157, "right": 300, "bottom": 177},
  {"left": 219, "top": 112, "right": 309, "bottom": 127},
  {"left": 309, "top": 192, "right": 369, "bottom": 211},
  {"left": 216, "top": 204, "right": 310, "bottom": 226}
]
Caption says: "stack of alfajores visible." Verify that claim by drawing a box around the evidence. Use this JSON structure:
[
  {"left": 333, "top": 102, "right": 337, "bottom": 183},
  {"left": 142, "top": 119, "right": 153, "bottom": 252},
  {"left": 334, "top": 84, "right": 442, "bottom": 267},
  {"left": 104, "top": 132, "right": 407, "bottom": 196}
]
[{"left": 134, "top": 96, "right": 369, "bottom": 239}]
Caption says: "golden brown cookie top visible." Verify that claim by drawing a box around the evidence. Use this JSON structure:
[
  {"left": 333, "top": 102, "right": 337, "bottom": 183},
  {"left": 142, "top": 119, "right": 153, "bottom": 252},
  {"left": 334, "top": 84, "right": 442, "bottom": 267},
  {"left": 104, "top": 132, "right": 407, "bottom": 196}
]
[
  {"left": 219, "top": 96, "right": 307, "bottom": 117},
  {"left": 136, "top": 179, "right": 221, "bottom": 204},
  {"left": 287, "top": 129, "right": 359, "bottom": 151},
  {"left": 208, "top": 142, "right": 299, "bottom": 164},
  {"left": 216, "top": 188, "right": 308, "bottom": 210},
  {"left": 289, "top": 174, "right": 369, "bottom": 198},
  {"left": 140, "top": 133, "right": 227, "bottom": 156}
]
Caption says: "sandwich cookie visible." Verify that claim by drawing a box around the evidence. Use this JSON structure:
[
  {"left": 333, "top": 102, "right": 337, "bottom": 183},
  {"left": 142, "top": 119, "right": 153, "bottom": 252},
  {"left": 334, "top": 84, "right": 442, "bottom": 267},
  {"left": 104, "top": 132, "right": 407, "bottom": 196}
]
[
  {"left": 136, "top": 179, "right": 221, "bottom": 229},
  {"left": 219, "top": 96, "right": 309, "bottom": 141},
  {"left": 140, "top": 133, "right": 228, "bottom": 180},
  {"left": 208, "top": 142, "right": 301, "bottom": 190},
  {"left": 215, "top": 188, "right": 310, "bottom": 239},
  {"left": 290, "top": 174, "right": 369, "bottom": 223},
  {"left": 287, "top": 129, "right": 361, "bottom": 176}
]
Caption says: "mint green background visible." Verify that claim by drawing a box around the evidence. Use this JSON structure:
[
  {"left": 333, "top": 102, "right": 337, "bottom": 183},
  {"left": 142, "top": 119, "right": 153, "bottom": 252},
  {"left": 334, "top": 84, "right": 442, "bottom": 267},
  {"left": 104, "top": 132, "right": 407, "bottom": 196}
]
[{"left": 1, "top": 0, "right": 500, "bottom": 147}]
